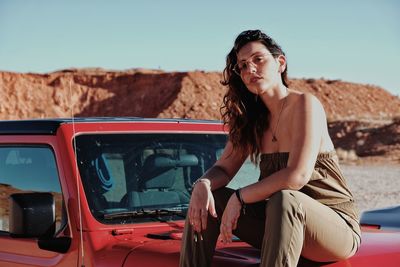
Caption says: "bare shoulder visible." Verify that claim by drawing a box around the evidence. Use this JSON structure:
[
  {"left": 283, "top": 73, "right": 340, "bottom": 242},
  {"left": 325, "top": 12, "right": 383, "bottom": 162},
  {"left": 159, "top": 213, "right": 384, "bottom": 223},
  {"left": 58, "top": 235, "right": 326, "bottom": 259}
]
[
  {"left": 287, "top": 89, "right": 334, "bottom": 152},
  {"left": 288, "top": 90, "right": 325, "bottom": 117}
]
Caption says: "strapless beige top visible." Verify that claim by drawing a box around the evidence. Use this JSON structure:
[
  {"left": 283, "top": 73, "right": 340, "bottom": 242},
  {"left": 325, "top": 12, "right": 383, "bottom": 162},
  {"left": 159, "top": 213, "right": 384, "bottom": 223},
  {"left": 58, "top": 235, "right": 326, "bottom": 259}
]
[{"left": 259, "top": 150, "right": 361, "bottom": 238}]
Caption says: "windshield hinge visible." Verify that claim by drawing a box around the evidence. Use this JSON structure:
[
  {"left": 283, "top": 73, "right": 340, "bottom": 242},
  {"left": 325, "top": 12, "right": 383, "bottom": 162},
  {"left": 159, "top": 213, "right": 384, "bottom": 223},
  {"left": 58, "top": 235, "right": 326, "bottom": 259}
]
[{"left": 111, "top": 229, "right": 134, "bottom": 236}]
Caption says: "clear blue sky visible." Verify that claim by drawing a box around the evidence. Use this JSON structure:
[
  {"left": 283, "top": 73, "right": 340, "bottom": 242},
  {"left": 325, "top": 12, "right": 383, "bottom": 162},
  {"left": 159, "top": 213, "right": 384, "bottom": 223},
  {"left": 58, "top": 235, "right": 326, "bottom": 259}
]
[{"left": 1, "top": 0, "right": 399, "bottom": 95}]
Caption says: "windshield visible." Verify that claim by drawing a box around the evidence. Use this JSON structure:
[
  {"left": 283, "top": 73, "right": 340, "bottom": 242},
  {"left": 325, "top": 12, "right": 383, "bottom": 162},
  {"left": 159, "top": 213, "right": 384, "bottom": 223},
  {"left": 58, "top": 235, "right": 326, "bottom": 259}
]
[{"left": 75, "top": 133, "right": 259, "bottom": 224}]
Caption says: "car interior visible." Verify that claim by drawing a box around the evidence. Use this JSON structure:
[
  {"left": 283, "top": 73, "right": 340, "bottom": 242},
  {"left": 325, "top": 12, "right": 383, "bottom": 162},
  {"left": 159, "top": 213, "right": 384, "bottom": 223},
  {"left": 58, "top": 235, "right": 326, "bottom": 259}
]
[{"left": 76, "top": 133, "right": 226, "bottom": 223}]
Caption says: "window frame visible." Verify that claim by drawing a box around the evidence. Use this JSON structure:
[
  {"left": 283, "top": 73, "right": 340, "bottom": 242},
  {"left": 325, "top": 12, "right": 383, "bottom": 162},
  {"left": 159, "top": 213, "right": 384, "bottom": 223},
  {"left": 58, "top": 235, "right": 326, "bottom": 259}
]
[{"left": 0, "top": 140, "right": 67, "bottom": 237}]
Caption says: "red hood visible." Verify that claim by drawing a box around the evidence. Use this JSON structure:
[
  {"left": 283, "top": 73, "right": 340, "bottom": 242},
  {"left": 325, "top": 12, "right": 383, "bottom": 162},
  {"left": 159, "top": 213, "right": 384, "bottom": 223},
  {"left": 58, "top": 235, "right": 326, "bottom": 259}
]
[
  {"left": 121, "top": 228, "right": 400, "bottom": 267},
  {"left": 84, "top": 225, "right": 400, "bottom": 267},
  {"left": 121, "top": 232, "right": 260, "bottom": 267}
]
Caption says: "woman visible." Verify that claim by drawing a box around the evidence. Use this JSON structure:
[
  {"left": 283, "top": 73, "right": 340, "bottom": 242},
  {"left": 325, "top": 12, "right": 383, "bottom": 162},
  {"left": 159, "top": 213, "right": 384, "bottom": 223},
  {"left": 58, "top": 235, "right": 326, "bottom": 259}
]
[{"left": 179, "top": 30, "right": 361, "bottom": 267}]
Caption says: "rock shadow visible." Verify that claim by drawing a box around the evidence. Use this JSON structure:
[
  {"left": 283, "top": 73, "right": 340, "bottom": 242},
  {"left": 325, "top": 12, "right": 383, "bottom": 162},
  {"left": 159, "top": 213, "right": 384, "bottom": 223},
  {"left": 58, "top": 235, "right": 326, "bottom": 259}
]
[{"left": 74, "top": 72, "right": 187, "bottom": 118}]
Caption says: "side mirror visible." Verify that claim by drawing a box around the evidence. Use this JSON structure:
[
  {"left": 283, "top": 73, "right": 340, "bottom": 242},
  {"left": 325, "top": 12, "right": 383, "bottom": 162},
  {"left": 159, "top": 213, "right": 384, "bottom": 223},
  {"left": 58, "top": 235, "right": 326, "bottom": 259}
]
[
  {"left": 9, "top": 192, "right": 55, "bottom": 238},
  {"left": 9, "top": 192, "right": 72, "bottom": 253}
]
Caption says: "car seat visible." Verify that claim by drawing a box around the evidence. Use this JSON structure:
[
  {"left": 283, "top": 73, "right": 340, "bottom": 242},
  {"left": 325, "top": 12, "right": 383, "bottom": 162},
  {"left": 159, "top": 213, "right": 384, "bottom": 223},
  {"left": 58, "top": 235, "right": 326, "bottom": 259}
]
[{"left": 125, "top": 153, "right": 198, "bottom": 209}]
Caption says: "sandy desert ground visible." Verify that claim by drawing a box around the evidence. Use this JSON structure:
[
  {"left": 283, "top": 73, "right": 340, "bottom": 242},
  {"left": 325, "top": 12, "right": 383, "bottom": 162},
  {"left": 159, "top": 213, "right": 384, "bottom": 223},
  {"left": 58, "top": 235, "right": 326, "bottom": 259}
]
[{"left": 342, "top": 163, "right": 400, "bottom": 212}]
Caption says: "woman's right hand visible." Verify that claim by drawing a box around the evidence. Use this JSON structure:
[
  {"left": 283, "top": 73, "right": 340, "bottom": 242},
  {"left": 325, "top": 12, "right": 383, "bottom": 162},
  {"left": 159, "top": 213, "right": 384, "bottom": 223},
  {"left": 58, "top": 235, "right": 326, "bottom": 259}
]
[{"left": 188, "top": 179, "right": 217, "bottom": 232}]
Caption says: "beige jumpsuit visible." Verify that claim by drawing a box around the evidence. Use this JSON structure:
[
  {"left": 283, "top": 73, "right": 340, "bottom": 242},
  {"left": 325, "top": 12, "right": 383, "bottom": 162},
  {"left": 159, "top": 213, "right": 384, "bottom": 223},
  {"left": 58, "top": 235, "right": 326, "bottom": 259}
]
[{"left": 180, "top": 151, "right": 361, "bottom": 267}]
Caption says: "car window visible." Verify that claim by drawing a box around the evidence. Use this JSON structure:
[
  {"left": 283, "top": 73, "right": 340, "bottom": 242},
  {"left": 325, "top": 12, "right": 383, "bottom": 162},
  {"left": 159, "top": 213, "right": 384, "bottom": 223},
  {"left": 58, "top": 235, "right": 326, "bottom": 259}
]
[
  {"left": 75, "top": 133, "right": 228, "bottom": 224},
  {"left": 214, "top": 147, "right": 260, "bottom": 189},
  {"left": 0, "top": 146, "right": 64, "bottom": 233},
  {"left": 227, "top": 158, "right": 260, "bottom": 189}
]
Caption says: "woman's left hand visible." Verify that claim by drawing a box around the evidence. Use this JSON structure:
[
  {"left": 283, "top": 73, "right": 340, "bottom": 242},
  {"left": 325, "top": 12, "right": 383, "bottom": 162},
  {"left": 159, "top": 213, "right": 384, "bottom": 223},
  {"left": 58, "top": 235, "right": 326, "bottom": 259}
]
[{"left": 220, "top": 192, "right": 242, "bottom": 243}]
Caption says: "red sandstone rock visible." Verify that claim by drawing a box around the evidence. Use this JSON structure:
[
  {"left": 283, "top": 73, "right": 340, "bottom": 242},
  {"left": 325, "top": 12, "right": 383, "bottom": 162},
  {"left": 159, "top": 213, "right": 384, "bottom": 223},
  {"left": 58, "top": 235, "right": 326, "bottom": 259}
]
[{"left": 0, "top": 68, "right": 399, "bottom": 162}]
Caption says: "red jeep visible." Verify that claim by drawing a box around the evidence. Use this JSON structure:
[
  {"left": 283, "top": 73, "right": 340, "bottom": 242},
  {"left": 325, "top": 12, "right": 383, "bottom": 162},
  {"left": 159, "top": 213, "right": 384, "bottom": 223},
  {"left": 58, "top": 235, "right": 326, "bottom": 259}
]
[{"left": 0, "top": 118, "right": 399, "bottom": 266}]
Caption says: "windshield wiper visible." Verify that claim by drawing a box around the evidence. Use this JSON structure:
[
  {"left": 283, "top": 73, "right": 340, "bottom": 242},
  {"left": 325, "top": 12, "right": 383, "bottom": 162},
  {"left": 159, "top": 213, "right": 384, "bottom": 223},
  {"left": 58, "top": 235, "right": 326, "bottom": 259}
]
[{"left": 103, "top": 208, "right": 187, "bottom": 220}]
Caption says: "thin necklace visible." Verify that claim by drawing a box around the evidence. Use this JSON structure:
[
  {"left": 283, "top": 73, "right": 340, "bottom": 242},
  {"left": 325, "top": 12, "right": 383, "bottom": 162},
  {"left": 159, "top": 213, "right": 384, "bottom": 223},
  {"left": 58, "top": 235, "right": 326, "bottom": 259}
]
[{"left": 271, "top": 89, "right": 288, "bottom": 142}]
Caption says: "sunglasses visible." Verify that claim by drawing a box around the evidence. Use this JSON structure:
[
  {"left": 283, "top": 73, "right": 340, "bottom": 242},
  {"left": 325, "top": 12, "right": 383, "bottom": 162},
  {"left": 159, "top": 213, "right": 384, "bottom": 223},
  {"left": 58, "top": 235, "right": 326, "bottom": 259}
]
[{"left": 232, "top": 53, "right": 278, "bottom": 76}]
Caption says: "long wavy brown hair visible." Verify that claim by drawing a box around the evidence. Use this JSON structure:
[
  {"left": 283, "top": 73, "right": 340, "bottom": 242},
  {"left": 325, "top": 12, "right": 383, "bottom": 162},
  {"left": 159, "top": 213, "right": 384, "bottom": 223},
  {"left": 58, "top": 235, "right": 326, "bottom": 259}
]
[{"left": 221, "top": 30, "right": 289, "bottom": 163}]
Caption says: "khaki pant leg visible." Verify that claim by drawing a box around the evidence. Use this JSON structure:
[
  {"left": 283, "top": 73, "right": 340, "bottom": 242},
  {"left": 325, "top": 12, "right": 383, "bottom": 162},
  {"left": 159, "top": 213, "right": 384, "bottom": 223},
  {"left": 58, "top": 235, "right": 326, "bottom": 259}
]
[
  {"left": 180, "top": 187, "right": 270, "bottom": 267},
  {"left": 261, "top": 190, "right": 359, "bottom": 267},
  {"left": 179, "top": 188, "right": 233, "bottom": 267},
  {"left": 232, "top": 199, "right": 267, "bottom": 249},
  {"left": 297, "top": 194, "right": 360, "bottom": 262}
]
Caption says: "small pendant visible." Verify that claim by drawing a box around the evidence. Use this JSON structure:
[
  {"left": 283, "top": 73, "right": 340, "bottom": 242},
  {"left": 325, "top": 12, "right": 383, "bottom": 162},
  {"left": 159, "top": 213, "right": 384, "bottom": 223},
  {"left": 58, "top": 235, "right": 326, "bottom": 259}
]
[{"left": 272, "top": 135, "right": 277, "bottom": 142}]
